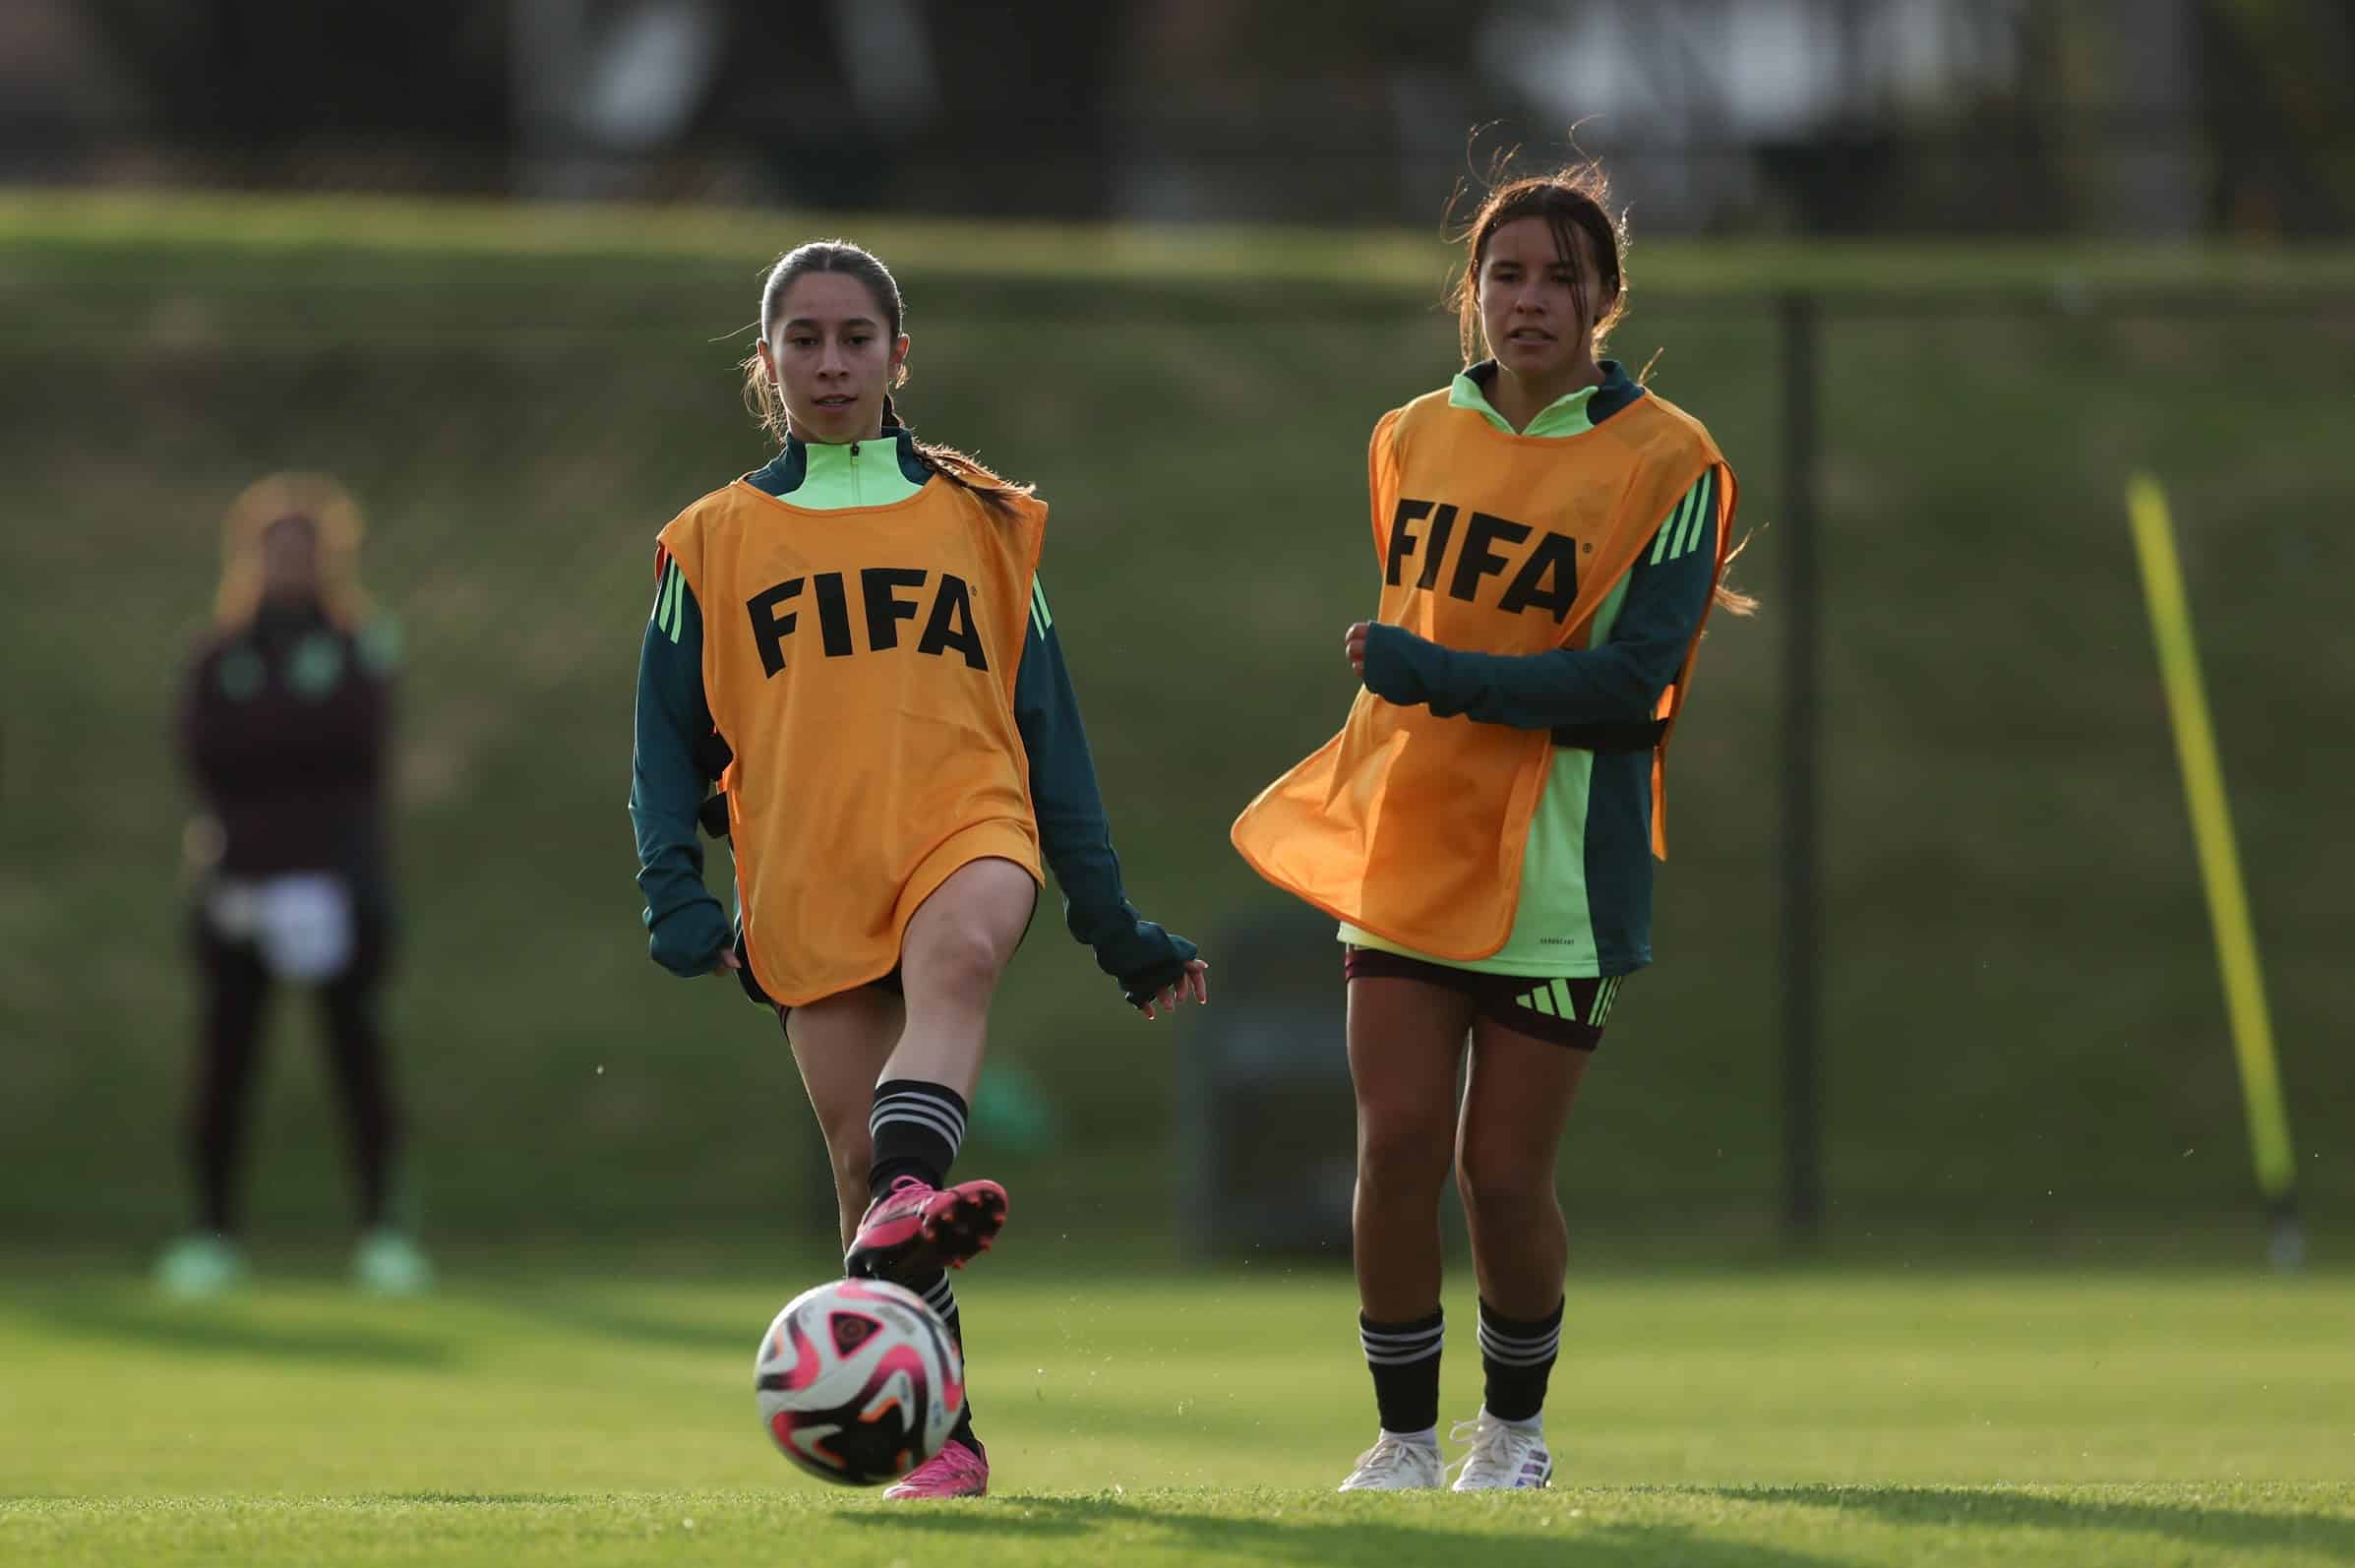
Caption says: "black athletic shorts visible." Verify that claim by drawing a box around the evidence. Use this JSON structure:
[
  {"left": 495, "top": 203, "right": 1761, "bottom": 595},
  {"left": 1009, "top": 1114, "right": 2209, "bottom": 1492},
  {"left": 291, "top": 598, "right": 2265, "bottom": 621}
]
[{"left": 1343, "top": 946, "right": 1627, "bottom": 1051}]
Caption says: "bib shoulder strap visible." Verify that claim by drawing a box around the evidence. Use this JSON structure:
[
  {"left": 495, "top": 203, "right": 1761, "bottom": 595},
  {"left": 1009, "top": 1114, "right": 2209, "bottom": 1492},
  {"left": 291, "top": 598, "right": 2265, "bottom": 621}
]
[
  {"left": 655, "top": 481, "right": 762, "bottom": 578},
  {"left": 1608, "top": 390, "right": 1724, "bottom": 469},
  {"left": 1385, "top": 386, "right": 1471, "bottom": 452}
]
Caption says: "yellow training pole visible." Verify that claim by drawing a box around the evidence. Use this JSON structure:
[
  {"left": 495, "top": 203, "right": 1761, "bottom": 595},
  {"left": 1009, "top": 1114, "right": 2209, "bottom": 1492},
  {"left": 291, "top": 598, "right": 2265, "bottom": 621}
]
[{"left": 2125, "top": 474, "right": 2300, "bottom": 1265}]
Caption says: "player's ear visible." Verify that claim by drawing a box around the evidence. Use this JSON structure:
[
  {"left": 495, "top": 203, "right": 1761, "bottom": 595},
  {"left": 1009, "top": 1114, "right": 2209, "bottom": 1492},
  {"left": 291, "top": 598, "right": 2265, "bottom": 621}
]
[
  {"left": 889, "top": 333, "right": 910, "bottom": 387},
  {"left": 756, "top": 336, "right": 779, "bottom": 384}
]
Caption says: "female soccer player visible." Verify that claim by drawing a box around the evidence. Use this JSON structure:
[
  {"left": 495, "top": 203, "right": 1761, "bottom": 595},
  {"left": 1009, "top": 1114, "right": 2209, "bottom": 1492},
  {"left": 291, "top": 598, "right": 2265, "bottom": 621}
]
[
  {"left": 1233, "top": 163, "right": 1748, "bottom": 1491},
  {"left": 161, "top": 474, "right": 429, "bottom": 1297},
  {"left": 630, "top": 240, "right": 1208, "bottom": 1499}
]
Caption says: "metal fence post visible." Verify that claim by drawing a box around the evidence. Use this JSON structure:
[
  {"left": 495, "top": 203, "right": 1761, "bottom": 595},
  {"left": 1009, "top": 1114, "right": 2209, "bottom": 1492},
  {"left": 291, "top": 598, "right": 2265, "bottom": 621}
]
[{"left": 1780, "top": 290, "right": 1825, "bottom": 1241}]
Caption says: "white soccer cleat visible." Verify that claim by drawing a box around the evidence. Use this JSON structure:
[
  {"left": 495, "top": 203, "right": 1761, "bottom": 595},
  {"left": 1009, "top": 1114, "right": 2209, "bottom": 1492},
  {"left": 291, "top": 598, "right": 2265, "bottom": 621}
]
[
  {"left": 1336, "top": 1430, "right": 1445, "bottom": 1491},
  {"left": 1449, "top": 1410, "right": 1553, "bottom": 1490}
]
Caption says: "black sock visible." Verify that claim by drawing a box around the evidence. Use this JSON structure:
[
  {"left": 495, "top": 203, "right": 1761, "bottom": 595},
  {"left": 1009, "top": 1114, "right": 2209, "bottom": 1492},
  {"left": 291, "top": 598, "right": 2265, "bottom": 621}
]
[
  {"left": 868, "top": 1079, "right": 967, "bottom": 1200},
  {"left": 1360, "top": 1307, "right": 1444, "bottom": 1435},
  {"left": 913, "top": 1268, "right": 978, "bottom": 1448},
  {"left": 1479, "top": 1297, "right": 1563, "bottom": 1423}
]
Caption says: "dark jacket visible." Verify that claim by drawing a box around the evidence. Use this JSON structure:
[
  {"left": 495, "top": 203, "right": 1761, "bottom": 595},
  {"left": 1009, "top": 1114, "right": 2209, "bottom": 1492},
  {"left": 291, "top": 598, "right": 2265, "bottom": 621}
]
[{"left": 179, "top": 602, "right": 397, "bottom": 883}]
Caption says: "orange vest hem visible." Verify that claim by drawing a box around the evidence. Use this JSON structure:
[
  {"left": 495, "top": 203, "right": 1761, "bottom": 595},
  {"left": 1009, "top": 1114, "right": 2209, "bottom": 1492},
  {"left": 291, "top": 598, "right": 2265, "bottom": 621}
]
[
  {"left": 743, "top": 820, "right": 1042, "bottom": 1010},
  {"left": 895, "top": 821, "right": 1044, "bottom": 946},
  {"left": 1226, "top": 822, "right": 1510, "bottom": 962}
]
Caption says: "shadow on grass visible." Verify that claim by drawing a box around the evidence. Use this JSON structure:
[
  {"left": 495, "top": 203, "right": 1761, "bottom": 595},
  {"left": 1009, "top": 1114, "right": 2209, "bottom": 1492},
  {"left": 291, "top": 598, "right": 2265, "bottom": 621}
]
[
  {"left": 839, "top": 1494, "right": 1842, "bottom": 1568},
  {"left": 11, "top": 1296, "right": 455, "bottom": 1369},
  {"left": 351, "top": 1493, "right": 595, "bottom": 1507},
  {"left": 0, "top": 1493, "right": 602, "bottom": 1508},
  {"left": 485, "top": 1290, "right": 751, "bottom": 1356},
  {"left": 1713, "top": 1486, "right": 2355, "bottom": 1562}
]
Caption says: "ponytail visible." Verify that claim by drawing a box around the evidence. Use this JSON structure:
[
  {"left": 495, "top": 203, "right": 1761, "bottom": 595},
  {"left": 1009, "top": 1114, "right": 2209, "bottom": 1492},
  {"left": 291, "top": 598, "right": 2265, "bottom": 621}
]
[
  {"left": 1714, "top": 533, "right": 1759, "bottom": 617},
  {"left": 910, "top": 439, "right": 1033, "bottom": 519}
]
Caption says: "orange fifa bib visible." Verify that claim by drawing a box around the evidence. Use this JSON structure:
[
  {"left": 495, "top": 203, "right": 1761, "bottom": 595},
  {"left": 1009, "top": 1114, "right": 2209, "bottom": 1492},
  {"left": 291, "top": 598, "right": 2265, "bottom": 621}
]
[
  {"left": 659, "top": 479, "right": 1047, "bottom": 1005},
  {"left": 1232, "top": 388, "right": 1734, "bottom": 960}
]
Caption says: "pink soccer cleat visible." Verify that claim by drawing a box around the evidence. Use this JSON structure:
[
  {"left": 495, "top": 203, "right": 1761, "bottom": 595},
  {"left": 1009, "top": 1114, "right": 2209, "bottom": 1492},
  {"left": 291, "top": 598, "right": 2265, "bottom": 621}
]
[
  {"left": 883, "top": 1436, "right": 989, "bottom": 1499},
  {"left": 844, "top": 1176, "right": 1008, "bottom": 1284}
]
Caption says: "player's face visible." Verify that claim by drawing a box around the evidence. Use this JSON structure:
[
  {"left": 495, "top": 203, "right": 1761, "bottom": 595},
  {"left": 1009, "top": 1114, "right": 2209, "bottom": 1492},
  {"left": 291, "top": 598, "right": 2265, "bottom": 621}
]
[
  {"left": 759, "top": 272, "right": 911, "bottom": 445},
  {"left": 1478, "top": 215, "right": 1610, "bottom": 387},
  {"left": 259, "top": 516, "right": 320, "bottom": 603}
]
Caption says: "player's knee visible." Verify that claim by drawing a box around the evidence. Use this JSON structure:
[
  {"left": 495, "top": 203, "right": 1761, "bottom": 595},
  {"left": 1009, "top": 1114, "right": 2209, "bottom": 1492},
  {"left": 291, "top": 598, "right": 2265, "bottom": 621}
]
[
  {"left": 1454, "top": 1146, "right": 1556, "bottom": 1221},
  {"left": 911, "top": 921, "right": 1008, "bottom": 1003},
  {"left": 1357, "top": 1119, "right": 1454, "bottom": 1197}
]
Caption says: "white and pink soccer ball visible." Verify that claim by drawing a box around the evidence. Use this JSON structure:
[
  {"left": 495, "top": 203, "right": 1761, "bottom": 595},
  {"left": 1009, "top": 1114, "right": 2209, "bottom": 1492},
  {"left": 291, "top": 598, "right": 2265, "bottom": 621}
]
[{"left": 754, "top": 1278, "right": 964, "bottom": 1485}]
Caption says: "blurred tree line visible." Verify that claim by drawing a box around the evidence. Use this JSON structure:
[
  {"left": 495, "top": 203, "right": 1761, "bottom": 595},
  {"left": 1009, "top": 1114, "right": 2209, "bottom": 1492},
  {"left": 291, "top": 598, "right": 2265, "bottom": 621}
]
[{"left": 7, "top": 1, "right": 2351, "bottom": 237}]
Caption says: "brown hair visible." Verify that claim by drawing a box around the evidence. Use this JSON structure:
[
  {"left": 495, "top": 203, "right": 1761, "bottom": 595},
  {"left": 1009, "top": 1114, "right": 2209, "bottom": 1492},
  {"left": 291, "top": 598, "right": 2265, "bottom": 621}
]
[
  {"left": 1447, "top": 159, "right": 1628, "bottom": 368},
  {"left": 213, "top": 472, "right": 371, "bottom": 631},
  {"left": 1448, "top": 158, "right": 1754, "bottom": 616},
  {"left": 740, "top": 240, "right": 1031, "bottom": 517}
]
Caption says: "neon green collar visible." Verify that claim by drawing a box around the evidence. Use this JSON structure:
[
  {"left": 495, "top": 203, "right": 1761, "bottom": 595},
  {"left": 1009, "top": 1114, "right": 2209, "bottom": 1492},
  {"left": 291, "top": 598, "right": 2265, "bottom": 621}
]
[
  {"left": 1449, "top": 359, "right": 1636, "bottom": 437},
  {"left": 791, "top": 433, "right": 926, "bottom": 509}
]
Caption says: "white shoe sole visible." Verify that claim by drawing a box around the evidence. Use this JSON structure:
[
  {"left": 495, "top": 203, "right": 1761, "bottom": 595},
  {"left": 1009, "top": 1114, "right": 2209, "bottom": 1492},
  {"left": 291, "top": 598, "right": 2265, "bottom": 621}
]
[{"left": 1451, "top": 1462, "right": 1553, "bottom": 1491}]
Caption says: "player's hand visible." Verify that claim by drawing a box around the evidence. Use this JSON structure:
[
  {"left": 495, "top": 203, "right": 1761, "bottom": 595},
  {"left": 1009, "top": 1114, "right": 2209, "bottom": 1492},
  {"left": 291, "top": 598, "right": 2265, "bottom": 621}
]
[
  {"left": 1138, "top": 959, "right": 1211, "bottom": 1021},
  {"left": 1345, "top": 622, "right": 1371, "bottom": 679},
  {"left": 712, "top": 949, "right": 742, "bottom": 975}
]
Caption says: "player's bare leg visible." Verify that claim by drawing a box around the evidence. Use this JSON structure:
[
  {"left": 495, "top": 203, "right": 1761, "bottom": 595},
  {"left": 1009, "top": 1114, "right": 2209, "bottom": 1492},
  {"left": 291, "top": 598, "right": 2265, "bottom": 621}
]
[
  {"left": 1349, "top": 976, "right": 1474, "bottom": 1319},
  {"left": 885, "top": 855, "right": 1036, "bottom": 1097},
  {"left": 1337, "top": 974, "right": 1474, "bottom": 1489},
  {"left": 787, "top": 984, "right": 989, "bottom": 1498},
  {"left": 854, "top": 855, "right": 1035, "bottom": 1498},
  {"left": 1457, "top": 1016, "right": 1589, "bottom": 1315},
  {"left": 841, "top": 856, "right": 1034, "bottom": 1284},
  {"left": 784, "top": 988, "right": 905, "bottom": 1247},
  {"left": 1447, "top": 1012, "right": 1592, "bottom": 1489}
]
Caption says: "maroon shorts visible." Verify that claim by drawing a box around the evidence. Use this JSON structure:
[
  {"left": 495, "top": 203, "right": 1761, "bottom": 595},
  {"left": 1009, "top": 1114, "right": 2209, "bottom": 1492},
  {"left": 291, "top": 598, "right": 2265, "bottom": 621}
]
[{"left": 1343, "top": 946, "right": 1627, "bottom": 1051}]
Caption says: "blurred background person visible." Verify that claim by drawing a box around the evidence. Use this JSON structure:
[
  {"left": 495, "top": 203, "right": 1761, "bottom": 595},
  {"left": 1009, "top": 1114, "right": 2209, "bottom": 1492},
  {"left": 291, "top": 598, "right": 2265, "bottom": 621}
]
[{"left": 155, "top": 474, "right": 430, "bottom": 1297}]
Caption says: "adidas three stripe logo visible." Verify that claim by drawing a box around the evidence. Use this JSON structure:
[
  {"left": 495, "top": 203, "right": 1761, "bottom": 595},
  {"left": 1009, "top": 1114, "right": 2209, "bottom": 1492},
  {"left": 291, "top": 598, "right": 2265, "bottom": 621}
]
[
  {"left": 1648, "top": 470, "right": 1718, "bottom": 567},
  {"left": 1516, "top": 976, "right": 1621, "bottom": 1028}
]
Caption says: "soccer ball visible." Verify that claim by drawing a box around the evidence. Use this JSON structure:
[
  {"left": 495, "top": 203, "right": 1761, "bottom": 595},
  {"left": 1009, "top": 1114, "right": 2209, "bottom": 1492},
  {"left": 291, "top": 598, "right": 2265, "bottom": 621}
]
[{"left": 754, "top": 1278, "right": 964, "bottom": 1485}]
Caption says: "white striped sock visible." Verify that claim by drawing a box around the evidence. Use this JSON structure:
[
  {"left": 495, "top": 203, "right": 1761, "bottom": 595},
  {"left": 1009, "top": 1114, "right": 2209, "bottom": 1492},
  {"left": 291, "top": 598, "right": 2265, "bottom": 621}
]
[
  {"left": 869, "top": 1088, "right": 967, "bottom": 1159},
  {"left": 1478, "top": 1310, "right": 1562, "bottom": 1368},
  {"left": 1361, "top": 1317, "right": 1445, "bottom": 1367}
]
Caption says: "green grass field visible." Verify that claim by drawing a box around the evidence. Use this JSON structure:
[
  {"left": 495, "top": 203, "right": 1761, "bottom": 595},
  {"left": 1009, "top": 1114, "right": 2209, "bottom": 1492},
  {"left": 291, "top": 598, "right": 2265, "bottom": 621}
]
[{"left": 5, "top": 1257, "right": 2351, "bottom": 1566}]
